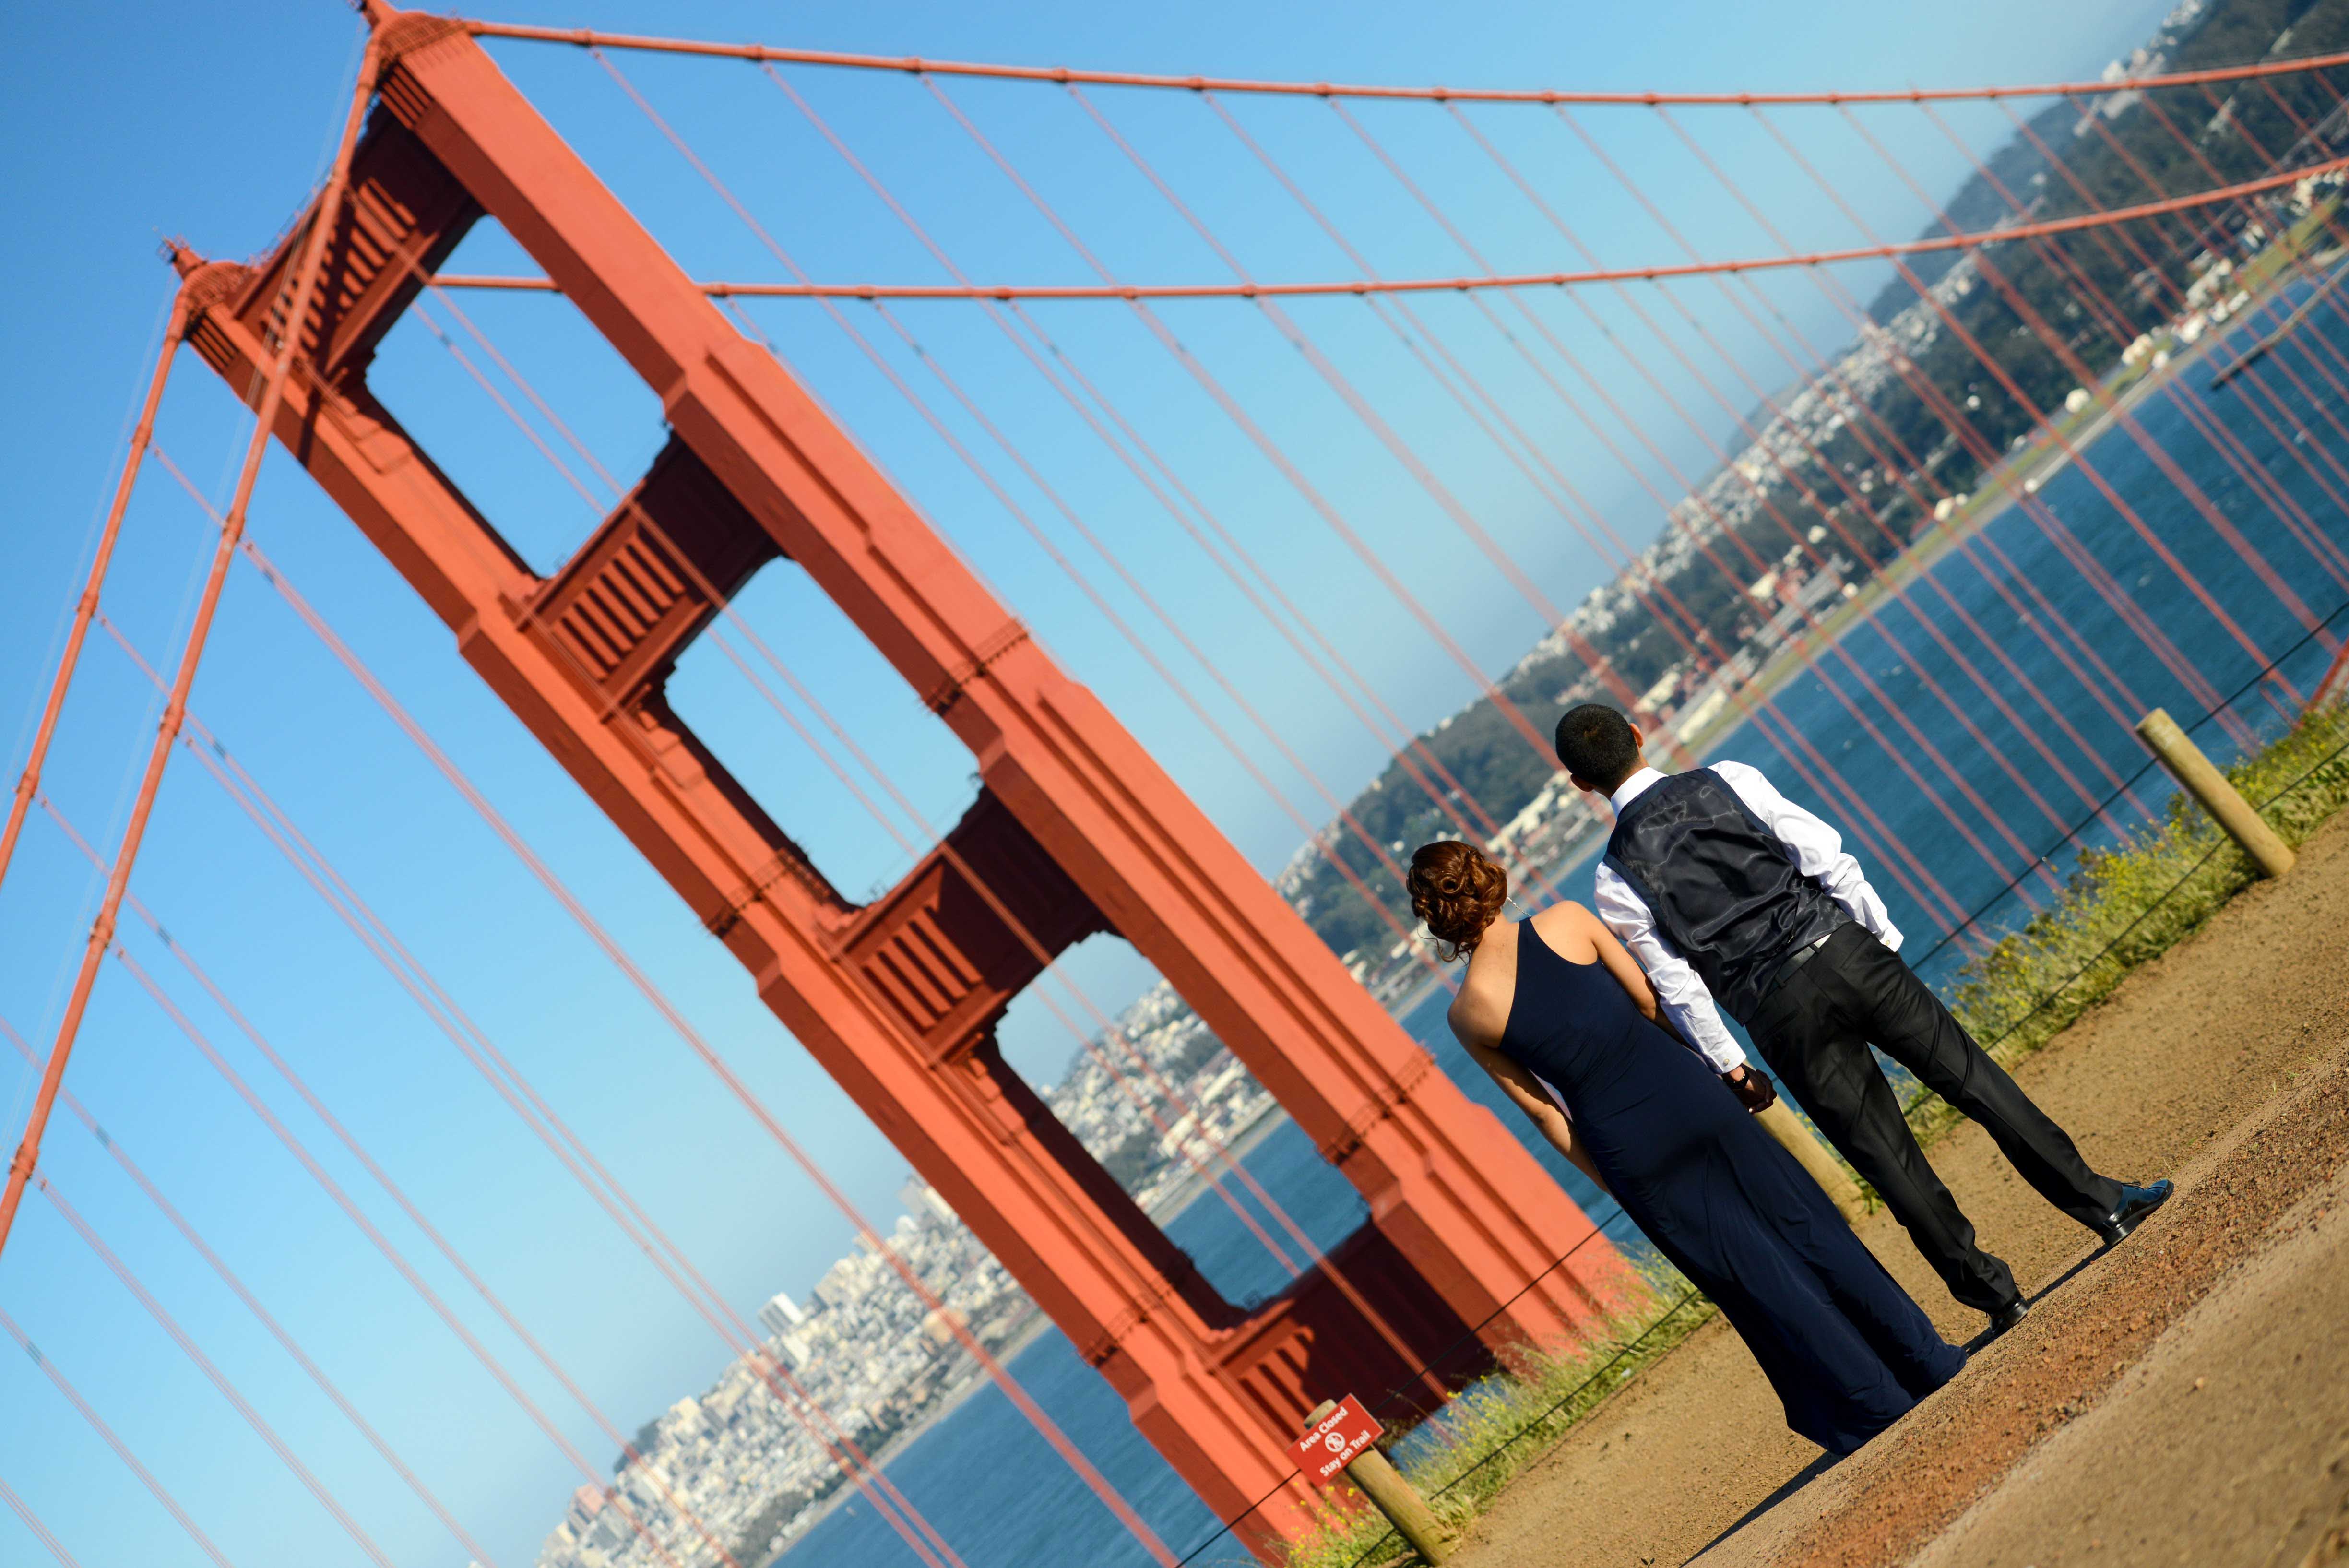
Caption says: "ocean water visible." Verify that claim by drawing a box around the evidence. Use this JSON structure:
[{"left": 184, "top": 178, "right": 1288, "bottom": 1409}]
[{"left": 785, "top": 276, "right": 2349, "bottom": 1568}]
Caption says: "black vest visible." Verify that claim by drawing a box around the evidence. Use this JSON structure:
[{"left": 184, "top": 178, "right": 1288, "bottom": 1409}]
[{"left": 1603, "top": 768, "right": 1850, "bottom": 1023}]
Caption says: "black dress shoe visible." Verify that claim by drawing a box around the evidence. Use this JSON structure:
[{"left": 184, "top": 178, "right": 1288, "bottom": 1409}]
[
  {"left": 1987, "top": 1298, "right": 2029, "bottom": 1337},
  {"left": 2095, "top": 1178, "right": 2175, "bottom": 1246}
]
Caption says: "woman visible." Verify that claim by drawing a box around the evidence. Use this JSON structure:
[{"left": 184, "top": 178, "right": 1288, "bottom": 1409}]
[{"left": 1412, "top": 839, "right": 1964, "bottom": 1457}]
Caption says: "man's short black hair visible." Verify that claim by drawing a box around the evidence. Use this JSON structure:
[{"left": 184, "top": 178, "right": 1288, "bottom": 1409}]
[{"left": 1554, "top": 704, "right": 1642, "bottom": 788}]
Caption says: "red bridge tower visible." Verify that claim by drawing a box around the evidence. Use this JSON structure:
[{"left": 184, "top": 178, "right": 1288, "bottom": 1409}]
[{"left": 173, "top": 9, "right": 1630, "bottom": 1548}]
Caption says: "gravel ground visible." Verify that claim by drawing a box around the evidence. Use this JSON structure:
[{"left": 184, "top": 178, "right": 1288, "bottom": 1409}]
[
  {"left": 1439, "top": 808, "right": 2349, "bottom": 1568},
  {"left": 1905, "top": 1156, "right": 2349, "bottom": 1568}
]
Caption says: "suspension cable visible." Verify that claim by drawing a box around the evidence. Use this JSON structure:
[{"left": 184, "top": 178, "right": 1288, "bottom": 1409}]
[
  {"left": 758, "top": 63, "right": 1522, "bottom": 858},
  {"left": 0, "top": 1303, "right": 239, "bottom": 1568},
  {"left": 85, "top": 611, "right": 961, "bottom": 1568},
  {"left": 1457, "top": 102, "right": 2138, "bottom": 831},
  {"left": 1203, "top": 88, "right": 2041, "bottom": 897},
  {"left": 593, "top": 52, "right": 1475, "bottom": 972},
  {"left": 418, "top": 62, "right": 1499, "bottom": 1395},
  {"left": 1547, "top": 102, "right": 2162, "bottom": 808},
  {"left": 1840, "top": 107, "right": 2334, "bottom": 674},
  {"left": 1928, "top": 100, "right": 2349, "bottom": 604},
  {"left": 1666, "top": 105, "right": 2249, "bottom": 739},
  {"left": 34, "top": 1176, "right": 400, "bottom": 1568},
  {"left": 0, "top": 1470, "right": 83, "bottom": 1568},
  {"left": 1321, "top": 96, "right": 2085, "bottom": 880},
  {"left": 1189, "top": 96, "right": 1976, "bottom": 932},
  {"left": 1738, "top": 111, "right": 2245, "bottom": 738},
  {"left": 1755, "top": 105, "right": 2275, "bottom": 718},
  {"left": 0, "top": 39, "right": 383, "bottom": 1264},
  {"left": 462, "top": 17, "right": 2349, "bottom": 109},
  {"left": 428, "top": 154, "right": 2349, "bottom": 302},
  {"left": 0, "top": 299, "right": 187, "bottom": 901},
  {"left": 25, "top": 838, "right": 700, "bottom": 1568},
  {"left": 1049, "top": 85, "right": 1669, "bottom": 753},
  {"left": 0, "top": 1012, "right": 503, "bottom": 1566},
  {"left": 123, "top": 467, "right": 1179, "bottom": 1561}
]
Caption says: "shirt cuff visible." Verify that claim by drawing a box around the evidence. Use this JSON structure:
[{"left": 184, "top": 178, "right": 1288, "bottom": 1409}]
[{"left": 1675, "top": 1017, "right": 1748, "bottom": 1076}]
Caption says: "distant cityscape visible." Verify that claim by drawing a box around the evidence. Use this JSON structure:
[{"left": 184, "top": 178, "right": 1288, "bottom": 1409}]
[
  {"left": 533, "top": 996, "right": 1278, "bottom": 1568},
  {"left": 529, "top": 0, "right": 2348, "bottom": 1560}
]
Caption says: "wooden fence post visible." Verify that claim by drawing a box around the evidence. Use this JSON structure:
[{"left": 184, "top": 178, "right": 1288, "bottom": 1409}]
[
  {"left": 1303, "top": 1400, "right": 1452, "bottom": 1563},
  {"left": 2136, "top": 708, "right": 2295, "bottom": 879}
]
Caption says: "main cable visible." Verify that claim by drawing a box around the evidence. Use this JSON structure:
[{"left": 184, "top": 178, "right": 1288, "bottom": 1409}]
[
  {"left": 463, "top": 19, "right": 2349, "bottom": 110},
  {"left": 425, "top": 154, "right": 2349, "bottom": 301}
]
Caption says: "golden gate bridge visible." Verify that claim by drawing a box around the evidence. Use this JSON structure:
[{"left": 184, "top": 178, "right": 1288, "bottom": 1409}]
[{"left": 4, "top": 6, "right": 2348, "bottom": 1565}]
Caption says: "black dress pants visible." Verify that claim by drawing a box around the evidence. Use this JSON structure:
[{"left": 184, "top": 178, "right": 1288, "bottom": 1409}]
[{"left": 1745, "top": 925, "right": 2123, "bottom": 1314}]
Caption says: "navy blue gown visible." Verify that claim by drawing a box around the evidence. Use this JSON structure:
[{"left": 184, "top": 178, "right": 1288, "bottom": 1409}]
[{"left": 1499, "top": 923, "right": 1965, "bottom": 1455}]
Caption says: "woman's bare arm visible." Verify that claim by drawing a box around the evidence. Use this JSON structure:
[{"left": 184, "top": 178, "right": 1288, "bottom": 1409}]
[{"left": 1457, "top": 1036, "right": 1611, "bottom": 1193}]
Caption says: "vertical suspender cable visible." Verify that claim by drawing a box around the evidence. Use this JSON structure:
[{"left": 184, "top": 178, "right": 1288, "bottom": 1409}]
[
  {"left": 48, "top": 902, "right": 701, "bottom": 1568},
  {"left": 0, "top": 1013, "right": 503, "bottom": 1568},
  {"left": 1194, "top": 98, "right": 1980, "bottom": 933},
  {"left": 1563, "top": 101, "right": 2184, "bottom": 786},
  {"left": 593, "top": 56, "right": 1449, "bottom": 975},
  {"left": 0, "top": 1303, "right": 241, "bottom": 1568},
  {"left": 757, "top": 67, "right": 1518, "bottom": 857},
  {"left": 1756, "top": 108, "right": 2289, "bottom": 710},
  {"left": 116, "top": 491, "right": 1182, "bottom": 1561},
  {"left": 906, "top": 78, "right": 1571, "bottom": 773},
  {"left": 1324, "top": 100, "right": 2092, "bottom": 861},
  {"left": 1687, "top": 107, "right": 2249, "bottom": 738},
  {"left": 33, "top": 1176, "right": 399, "bottom": 1568},
  {"left": 1921, "top": 103, "right": 2349, "bottom": 600},
  {"left": 1839, "top": 108, "right": 2333, "bottom": 665},
  {"left": 1456, "top": 104, "right": 2144, "bottom": 829},
  {"left": 41, "top": 710, "right": 945, "bottom": 1568},
  {"left": 0, "top": 1471, "right": 84, "bottom": 1568},
  {"left": 1646, "top": 107, "right": 2181, "bottom": 743}
]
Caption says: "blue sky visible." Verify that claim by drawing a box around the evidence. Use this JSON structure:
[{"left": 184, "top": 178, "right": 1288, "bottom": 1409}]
[{"left": 0, "top": 1, "right": 2179, "bottom": 1564}]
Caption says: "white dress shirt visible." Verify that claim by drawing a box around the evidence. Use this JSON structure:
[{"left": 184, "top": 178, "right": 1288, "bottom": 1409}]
[{"left": 1592, "top": 762, "right": 1904, "bottom": 1075}]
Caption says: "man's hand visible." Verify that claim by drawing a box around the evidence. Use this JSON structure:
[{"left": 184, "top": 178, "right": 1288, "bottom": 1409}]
[{"left": 1722, "top": 1064, "right": 1778, "bottom": 1113}]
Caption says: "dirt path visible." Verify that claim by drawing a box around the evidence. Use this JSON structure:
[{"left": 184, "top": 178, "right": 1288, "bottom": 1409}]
[
  {"left": 1905, "top": 1156, "right": 2349, "bottom": 1568},
  {"left": 1691, "top": 1043, "right": 2349, "bottom": 1568},
  {"left": 1442, "top": 808, "right": 2349, "bottom": 1568}
]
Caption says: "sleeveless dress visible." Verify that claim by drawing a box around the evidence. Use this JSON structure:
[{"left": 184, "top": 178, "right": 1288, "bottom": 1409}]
[{"left": 1499, "top": 922, "right": 1966, "bottom": 1455}]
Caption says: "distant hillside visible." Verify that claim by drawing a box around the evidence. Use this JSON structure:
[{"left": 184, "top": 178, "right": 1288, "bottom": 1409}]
[
  {"left": 1864, "top": 99, "right": 2072, "bottom": 325},
  {"left": 1279, "top": 0, "right": 2347, "bottom": 972}
]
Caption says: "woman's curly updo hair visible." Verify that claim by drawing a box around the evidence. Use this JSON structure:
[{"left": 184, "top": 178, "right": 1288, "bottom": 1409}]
[{"left": 1408, "top": 840, "right": 1509, "bottom": 961}]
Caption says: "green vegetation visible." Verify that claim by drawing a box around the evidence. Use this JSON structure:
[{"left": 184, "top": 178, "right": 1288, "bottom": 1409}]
[
  {"left": 1926, "top": 704, "right": 2349, "bottom": 1131},
  {"left": 1276, "top": 703, "right": 2349, "bottom": 1568},
  {"left": 1279, "top": 1279, "right": 1714, "bottom": 1568}
]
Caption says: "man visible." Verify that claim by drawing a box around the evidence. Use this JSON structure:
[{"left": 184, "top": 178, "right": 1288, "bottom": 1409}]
[{"left": 1554, "top": 703, "right": 2170, "bottom": 1335}]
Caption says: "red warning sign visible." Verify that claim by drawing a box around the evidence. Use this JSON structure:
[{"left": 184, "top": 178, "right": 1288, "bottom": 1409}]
[{"left": 1288, "top": 1395, "right": 1385, "bottom": 1488}]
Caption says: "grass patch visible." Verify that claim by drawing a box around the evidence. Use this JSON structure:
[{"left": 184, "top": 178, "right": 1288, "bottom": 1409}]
[
  {"left": 1272, "top": 704, "right": 2349, "bottom": 1568},
  {"left": 1278, "top": 1274, "right": 1715, "bottom": 1568},
  {"left": 1916, "top": 703, "right": 2349, "bottom": 1142}
]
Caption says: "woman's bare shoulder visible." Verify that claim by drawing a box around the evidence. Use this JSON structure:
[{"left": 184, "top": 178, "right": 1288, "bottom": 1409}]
[
  {"left": 1528, "top": 899, "right": 1595, "bottom": 936},
  {"left": 1446, "top": 922, "right": 1517, "bottom": 1046}
]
